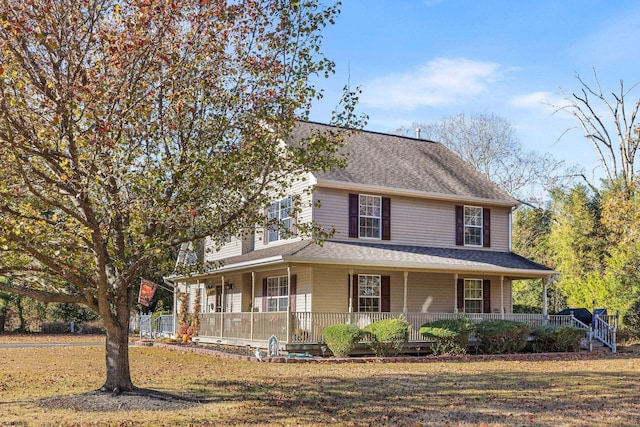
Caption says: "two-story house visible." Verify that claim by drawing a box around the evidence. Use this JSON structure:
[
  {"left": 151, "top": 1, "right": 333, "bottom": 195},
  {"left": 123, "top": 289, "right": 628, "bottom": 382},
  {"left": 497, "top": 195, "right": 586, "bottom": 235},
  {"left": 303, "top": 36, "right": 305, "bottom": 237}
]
[{"left": 170, "top": 121, "right": 556, "bottom": 350}]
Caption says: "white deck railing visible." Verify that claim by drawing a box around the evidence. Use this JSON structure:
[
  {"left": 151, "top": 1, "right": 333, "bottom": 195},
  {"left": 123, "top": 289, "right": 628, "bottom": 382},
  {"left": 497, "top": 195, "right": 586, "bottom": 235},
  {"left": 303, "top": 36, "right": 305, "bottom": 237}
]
[
  {"left": 592, "top": 313, "right": 617, "bottom": 353},
  {"left": 196, "top": 312, "right": 584, "bottom": 345}
]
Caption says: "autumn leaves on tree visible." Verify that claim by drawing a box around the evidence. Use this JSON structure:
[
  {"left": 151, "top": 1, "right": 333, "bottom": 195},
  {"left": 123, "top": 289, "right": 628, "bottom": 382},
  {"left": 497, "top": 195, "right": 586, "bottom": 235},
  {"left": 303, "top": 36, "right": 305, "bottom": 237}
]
[{"left": 0, "top": 0, "right": 362, "bottom": 392}]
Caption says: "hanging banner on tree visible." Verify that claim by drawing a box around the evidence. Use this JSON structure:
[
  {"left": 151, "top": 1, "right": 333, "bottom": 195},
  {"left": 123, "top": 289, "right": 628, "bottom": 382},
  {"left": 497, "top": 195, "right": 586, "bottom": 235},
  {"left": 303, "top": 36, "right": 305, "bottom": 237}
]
[{"left": 138, "top": 279, "right": 158, "bottom": 306}]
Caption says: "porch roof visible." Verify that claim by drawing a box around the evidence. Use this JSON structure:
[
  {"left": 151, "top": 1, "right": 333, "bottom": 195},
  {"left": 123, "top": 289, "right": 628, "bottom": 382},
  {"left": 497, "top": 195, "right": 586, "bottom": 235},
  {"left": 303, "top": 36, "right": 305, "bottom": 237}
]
[{"left": 179, "top": 240, "right": 554, "bottom": 280}]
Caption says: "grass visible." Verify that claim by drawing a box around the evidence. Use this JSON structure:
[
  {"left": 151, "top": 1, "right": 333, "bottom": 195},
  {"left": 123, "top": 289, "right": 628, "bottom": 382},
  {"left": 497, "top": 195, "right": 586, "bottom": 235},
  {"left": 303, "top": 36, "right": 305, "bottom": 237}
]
[{"left": 1, "top": 335, "right": 640, "bottom": 426}]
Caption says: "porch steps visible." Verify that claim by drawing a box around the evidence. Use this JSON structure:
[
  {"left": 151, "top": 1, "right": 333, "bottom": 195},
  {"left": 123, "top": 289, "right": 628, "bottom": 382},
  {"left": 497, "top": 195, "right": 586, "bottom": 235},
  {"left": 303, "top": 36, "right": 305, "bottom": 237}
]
[{"left": 581, "top": 337, "right": 611, "bottom": 352}]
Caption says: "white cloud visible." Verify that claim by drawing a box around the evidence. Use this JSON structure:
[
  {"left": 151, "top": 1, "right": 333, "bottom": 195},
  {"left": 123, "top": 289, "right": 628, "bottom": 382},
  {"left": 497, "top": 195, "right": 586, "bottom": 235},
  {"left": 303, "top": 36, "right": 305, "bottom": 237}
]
[
  {"left": 509, "top": 91, "right": 576, "bottom": 117},
  {"left": 360, "top": 57, "right": 511, "bottom": 110}
]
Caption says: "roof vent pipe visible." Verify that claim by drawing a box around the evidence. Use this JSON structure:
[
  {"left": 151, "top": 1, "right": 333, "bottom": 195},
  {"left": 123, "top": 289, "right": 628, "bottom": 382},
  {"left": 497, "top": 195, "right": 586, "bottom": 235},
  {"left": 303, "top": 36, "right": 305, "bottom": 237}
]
[{"left": 415, "top": 128, "right": 421, "bottom": 139}]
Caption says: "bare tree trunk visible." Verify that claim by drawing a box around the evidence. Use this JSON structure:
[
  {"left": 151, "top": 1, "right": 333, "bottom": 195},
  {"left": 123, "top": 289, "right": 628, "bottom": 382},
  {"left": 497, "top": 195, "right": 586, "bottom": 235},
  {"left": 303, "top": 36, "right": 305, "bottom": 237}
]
[{"left": 101, "top": 318, "right": 134, "bottom": 394}]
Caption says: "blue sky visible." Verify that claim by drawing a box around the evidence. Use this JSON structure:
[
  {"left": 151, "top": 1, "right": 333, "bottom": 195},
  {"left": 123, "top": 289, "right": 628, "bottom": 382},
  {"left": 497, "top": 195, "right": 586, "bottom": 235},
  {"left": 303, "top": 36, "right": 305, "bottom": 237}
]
[{"left": 309, "top": 0, "right": 640, "bottom": 182}]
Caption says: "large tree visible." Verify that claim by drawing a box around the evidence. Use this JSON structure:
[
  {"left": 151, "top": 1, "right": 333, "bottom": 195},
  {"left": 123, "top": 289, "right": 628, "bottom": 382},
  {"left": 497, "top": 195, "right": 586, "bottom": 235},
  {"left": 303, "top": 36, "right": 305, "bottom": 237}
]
[
  {"left": 557, "top": 70, "right": 640, "bottom": 191},
  {"left": 399, "top": 113, "right": 566, "bottom": 205},
  {"left": 0, "top": 0, "right": 363, "bottom": 393}
]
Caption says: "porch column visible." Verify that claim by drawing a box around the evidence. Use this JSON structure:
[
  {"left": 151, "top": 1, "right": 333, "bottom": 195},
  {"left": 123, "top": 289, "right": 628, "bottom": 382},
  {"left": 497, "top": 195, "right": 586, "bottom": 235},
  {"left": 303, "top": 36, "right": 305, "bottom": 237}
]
[
  {"left": 453, "top": 273, "right": 458, "bottom": 314},
  {"left": 542, "top": 277, "right": 549, "bottom": 317},
  {"left": 500, "top": 276, "right": 505, "bottom": 319},
  {"left": 348, "top": 269, "right": 354, "bottom": 313},
  {"left": 403, "top": 271, "right": 408, "bottom": 316},
  {"left": 287, "top": 266, "right": 292, "bottom": 344},
  {"left": 250, "top": 271, "right": 255, "bottom": 341},
  {"left": 172, "top": 282, "right": 178, "bottom": 336},
  {"left": 220, "top": 275, "right": 225, "bottom": 338}
]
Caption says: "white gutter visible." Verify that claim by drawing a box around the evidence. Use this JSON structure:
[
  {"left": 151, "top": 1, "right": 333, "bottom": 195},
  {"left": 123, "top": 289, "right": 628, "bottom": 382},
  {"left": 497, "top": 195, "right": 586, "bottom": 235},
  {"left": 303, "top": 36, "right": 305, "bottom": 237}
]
[
  {"left": 280, "top": 255, "right": 555, "bottom": 279},
  {"left": 170, "top": 256, "right": 285, "bottom": 281}
]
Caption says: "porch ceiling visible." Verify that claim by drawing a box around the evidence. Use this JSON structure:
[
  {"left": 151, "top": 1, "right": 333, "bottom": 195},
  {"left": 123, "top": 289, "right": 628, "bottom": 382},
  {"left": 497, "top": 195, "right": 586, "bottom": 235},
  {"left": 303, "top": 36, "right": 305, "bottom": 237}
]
[{"left": 175, "top": 240, "right": 554, "bottom": 280}]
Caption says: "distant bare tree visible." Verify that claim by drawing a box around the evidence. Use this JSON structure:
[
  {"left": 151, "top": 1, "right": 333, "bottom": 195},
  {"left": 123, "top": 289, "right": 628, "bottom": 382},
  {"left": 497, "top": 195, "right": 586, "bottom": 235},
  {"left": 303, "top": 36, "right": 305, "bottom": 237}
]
[
  {"left": 398, "top": 113, "right": 567, "bottom": 205},
  {"left": 556, "top": 70, "right": 640, "bottom": 191}
]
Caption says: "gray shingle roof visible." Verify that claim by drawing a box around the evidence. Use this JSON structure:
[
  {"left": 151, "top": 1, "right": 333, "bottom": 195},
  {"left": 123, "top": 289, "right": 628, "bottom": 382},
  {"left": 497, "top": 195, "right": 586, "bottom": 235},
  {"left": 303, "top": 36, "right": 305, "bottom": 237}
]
[
  {"left": 199, "top": 240, "right": 553, "bottom": 278},
  {"left": 291, "top": 121, "right": 517, "bottom": 205}
]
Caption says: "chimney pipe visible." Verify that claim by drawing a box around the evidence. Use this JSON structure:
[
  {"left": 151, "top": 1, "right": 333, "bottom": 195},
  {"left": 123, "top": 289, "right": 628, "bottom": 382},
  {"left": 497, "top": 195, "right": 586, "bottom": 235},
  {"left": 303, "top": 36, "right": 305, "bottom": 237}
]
[{"left": 415, "top": 128, "right": 421, "bottom": 139}]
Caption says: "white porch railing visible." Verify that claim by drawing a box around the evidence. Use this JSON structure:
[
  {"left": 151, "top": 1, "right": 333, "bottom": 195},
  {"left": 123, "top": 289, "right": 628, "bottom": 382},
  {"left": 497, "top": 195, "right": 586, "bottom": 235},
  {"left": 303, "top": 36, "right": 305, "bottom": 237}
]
[
  {"left": 593, "top": 313, "right": 618, "bottom": 353},
  {"left": 153, "top": 314, "right": 175, "bottom": 337},
  {"left": 197, "top": 312, "right": 591, "bottom": 345},
  {"left": 130, "top": 313, "right": 175, "bottom": 338}
]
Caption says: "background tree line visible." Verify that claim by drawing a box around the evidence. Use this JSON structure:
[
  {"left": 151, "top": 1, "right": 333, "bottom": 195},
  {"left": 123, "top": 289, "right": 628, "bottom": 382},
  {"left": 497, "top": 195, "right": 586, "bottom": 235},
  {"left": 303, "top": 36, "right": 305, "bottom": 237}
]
[{"left": 400, "top": 72, "right": 640, "bottom": 338}]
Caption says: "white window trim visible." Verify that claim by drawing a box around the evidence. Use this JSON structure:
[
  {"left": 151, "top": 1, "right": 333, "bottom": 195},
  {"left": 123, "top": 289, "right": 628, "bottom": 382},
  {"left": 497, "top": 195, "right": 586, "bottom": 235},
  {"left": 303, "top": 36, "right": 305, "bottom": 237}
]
[
  {"left": 464, "top": 278, "right": 483, "bottom": 314},
  {"left": 267, "top": 197, "right": 292, "bottom": 242},
  {"left": 358, "top": 274, "right": 381, "bottom": 313},
  {"left": 358, "top": 194, "right": 382, "bottom": 239},
  {"left": 464, "top": 205, "right": 483, "bottom": 247},
  {"left": 266, "top": 275, "right": 288, "bottom": 312}
]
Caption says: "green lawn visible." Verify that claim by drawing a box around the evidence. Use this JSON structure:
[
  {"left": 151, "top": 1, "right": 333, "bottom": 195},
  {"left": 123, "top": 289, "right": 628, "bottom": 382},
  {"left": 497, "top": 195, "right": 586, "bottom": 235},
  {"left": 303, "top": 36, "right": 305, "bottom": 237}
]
[{"left": 1, "top": 336, "right": 639, "bottom": 426}]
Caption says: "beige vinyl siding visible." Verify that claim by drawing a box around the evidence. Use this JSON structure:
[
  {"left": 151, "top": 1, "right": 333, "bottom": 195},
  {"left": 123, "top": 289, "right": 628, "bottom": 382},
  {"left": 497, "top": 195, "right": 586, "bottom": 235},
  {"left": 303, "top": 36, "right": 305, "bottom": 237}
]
[
  {"left": 204, "top": 236, "right": 243, "bottom": 263},
  {"left": 312, "top": 266, "right": 350, "bottom": 312},
  {"left": 239, "top": 273, "right": 253, "bottom": 312},
  {"left": 312, "top": 267, "right": 458, "bottom": 313},
  {"left": 293, "top": 266, "right": 312, "bottom": 312},
  {"left": 222, "top": 273, "right": 243, "bottom": 313},
  {"left": 313, "top": 187, "right": 511, "bottom": 251},
  {"left": 486, "top": 208, "right": 510, "bottom": 251},
  {"left": 197, "top": 273, "right": 245, "bottom": 313},
  {"left": 310, "top": 267, "right": 513, "bottom": 314},
  {"left": 488, "top": 276, "right": 512, "bottom": 314},
  {"left": 407, "top": 272, "right": 456, "bottom": 313},
  {"left": 254, "top": 174, "right": 315, "bottom": 249}
]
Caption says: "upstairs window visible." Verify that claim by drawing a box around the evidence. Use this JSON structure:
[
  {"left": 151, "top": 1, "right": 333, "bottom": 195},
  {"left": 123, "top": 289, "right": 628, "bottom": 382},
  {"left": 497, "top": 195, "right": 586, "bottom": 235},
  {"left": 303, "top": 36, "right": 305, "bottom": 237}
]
[
  {"left": 455, "top": 205, "right": 491, "bottom": 247},
  {"left": 464, "top": 206, "right": 483, "bottom": 246},
  {"left": 267, "top": 197, "right": 291, "bottom": 242},
  {"left": 359, "top": 195, "right": 381, "bottom": 238},
  {"left": 349, "top": 194, "right": 391, "bottom": 240}
]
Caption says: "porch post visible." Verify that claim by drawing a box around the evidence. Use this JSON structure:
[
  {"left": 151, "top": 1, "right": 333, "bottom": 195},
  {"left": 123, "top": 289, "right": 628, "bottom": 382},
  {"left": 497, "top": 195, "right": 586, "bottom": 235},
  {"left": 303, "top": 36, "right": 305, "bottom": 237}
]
[
  {"left": 348, "top": 269, "right": 354, "bottom": 313},
  {"left": 172, "top": 282, "right": 178, "bottom": 337},
  {"left": 250, "top": 271, "right": 255, "bottom": 341},
  {"left": 453, "top": 273, "right": 458, "bottom": 314},
  {"left": 403, "top": 271, "right": 408, "bottom": 316},
  {"left": 287, "top": 266, "right": 291, "bottom": 344},
  {"left": 500, "top": 276, "right": 505, "bottom": 319},
  {"left": 542, "top": 277, "right": 549, "bottom": 317},
  {"left": 220, "top": 275, "right": 225, "bottom": 338}
]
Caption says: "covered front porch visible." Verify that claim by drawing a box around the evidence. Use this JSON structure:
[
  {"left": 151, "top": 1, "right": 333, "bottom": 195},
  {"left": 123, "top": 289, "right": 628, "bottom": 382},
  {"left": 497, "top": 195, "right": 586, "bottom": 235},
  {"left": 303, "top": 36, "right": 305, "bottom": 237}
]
[{"left": 195, "top": 311, "right": 583, "bottom": 348}]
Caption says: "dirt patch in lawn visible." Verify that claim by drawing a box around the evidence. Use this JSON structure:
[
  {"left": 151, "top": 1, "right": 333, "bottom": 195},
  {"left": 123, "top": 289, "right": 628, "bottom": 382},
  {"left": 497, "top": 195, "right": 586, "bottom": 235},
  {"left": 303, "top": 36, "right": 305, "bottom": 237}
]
[{"left": 39, "top": 388, "right": 205, "bottom": 412}]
